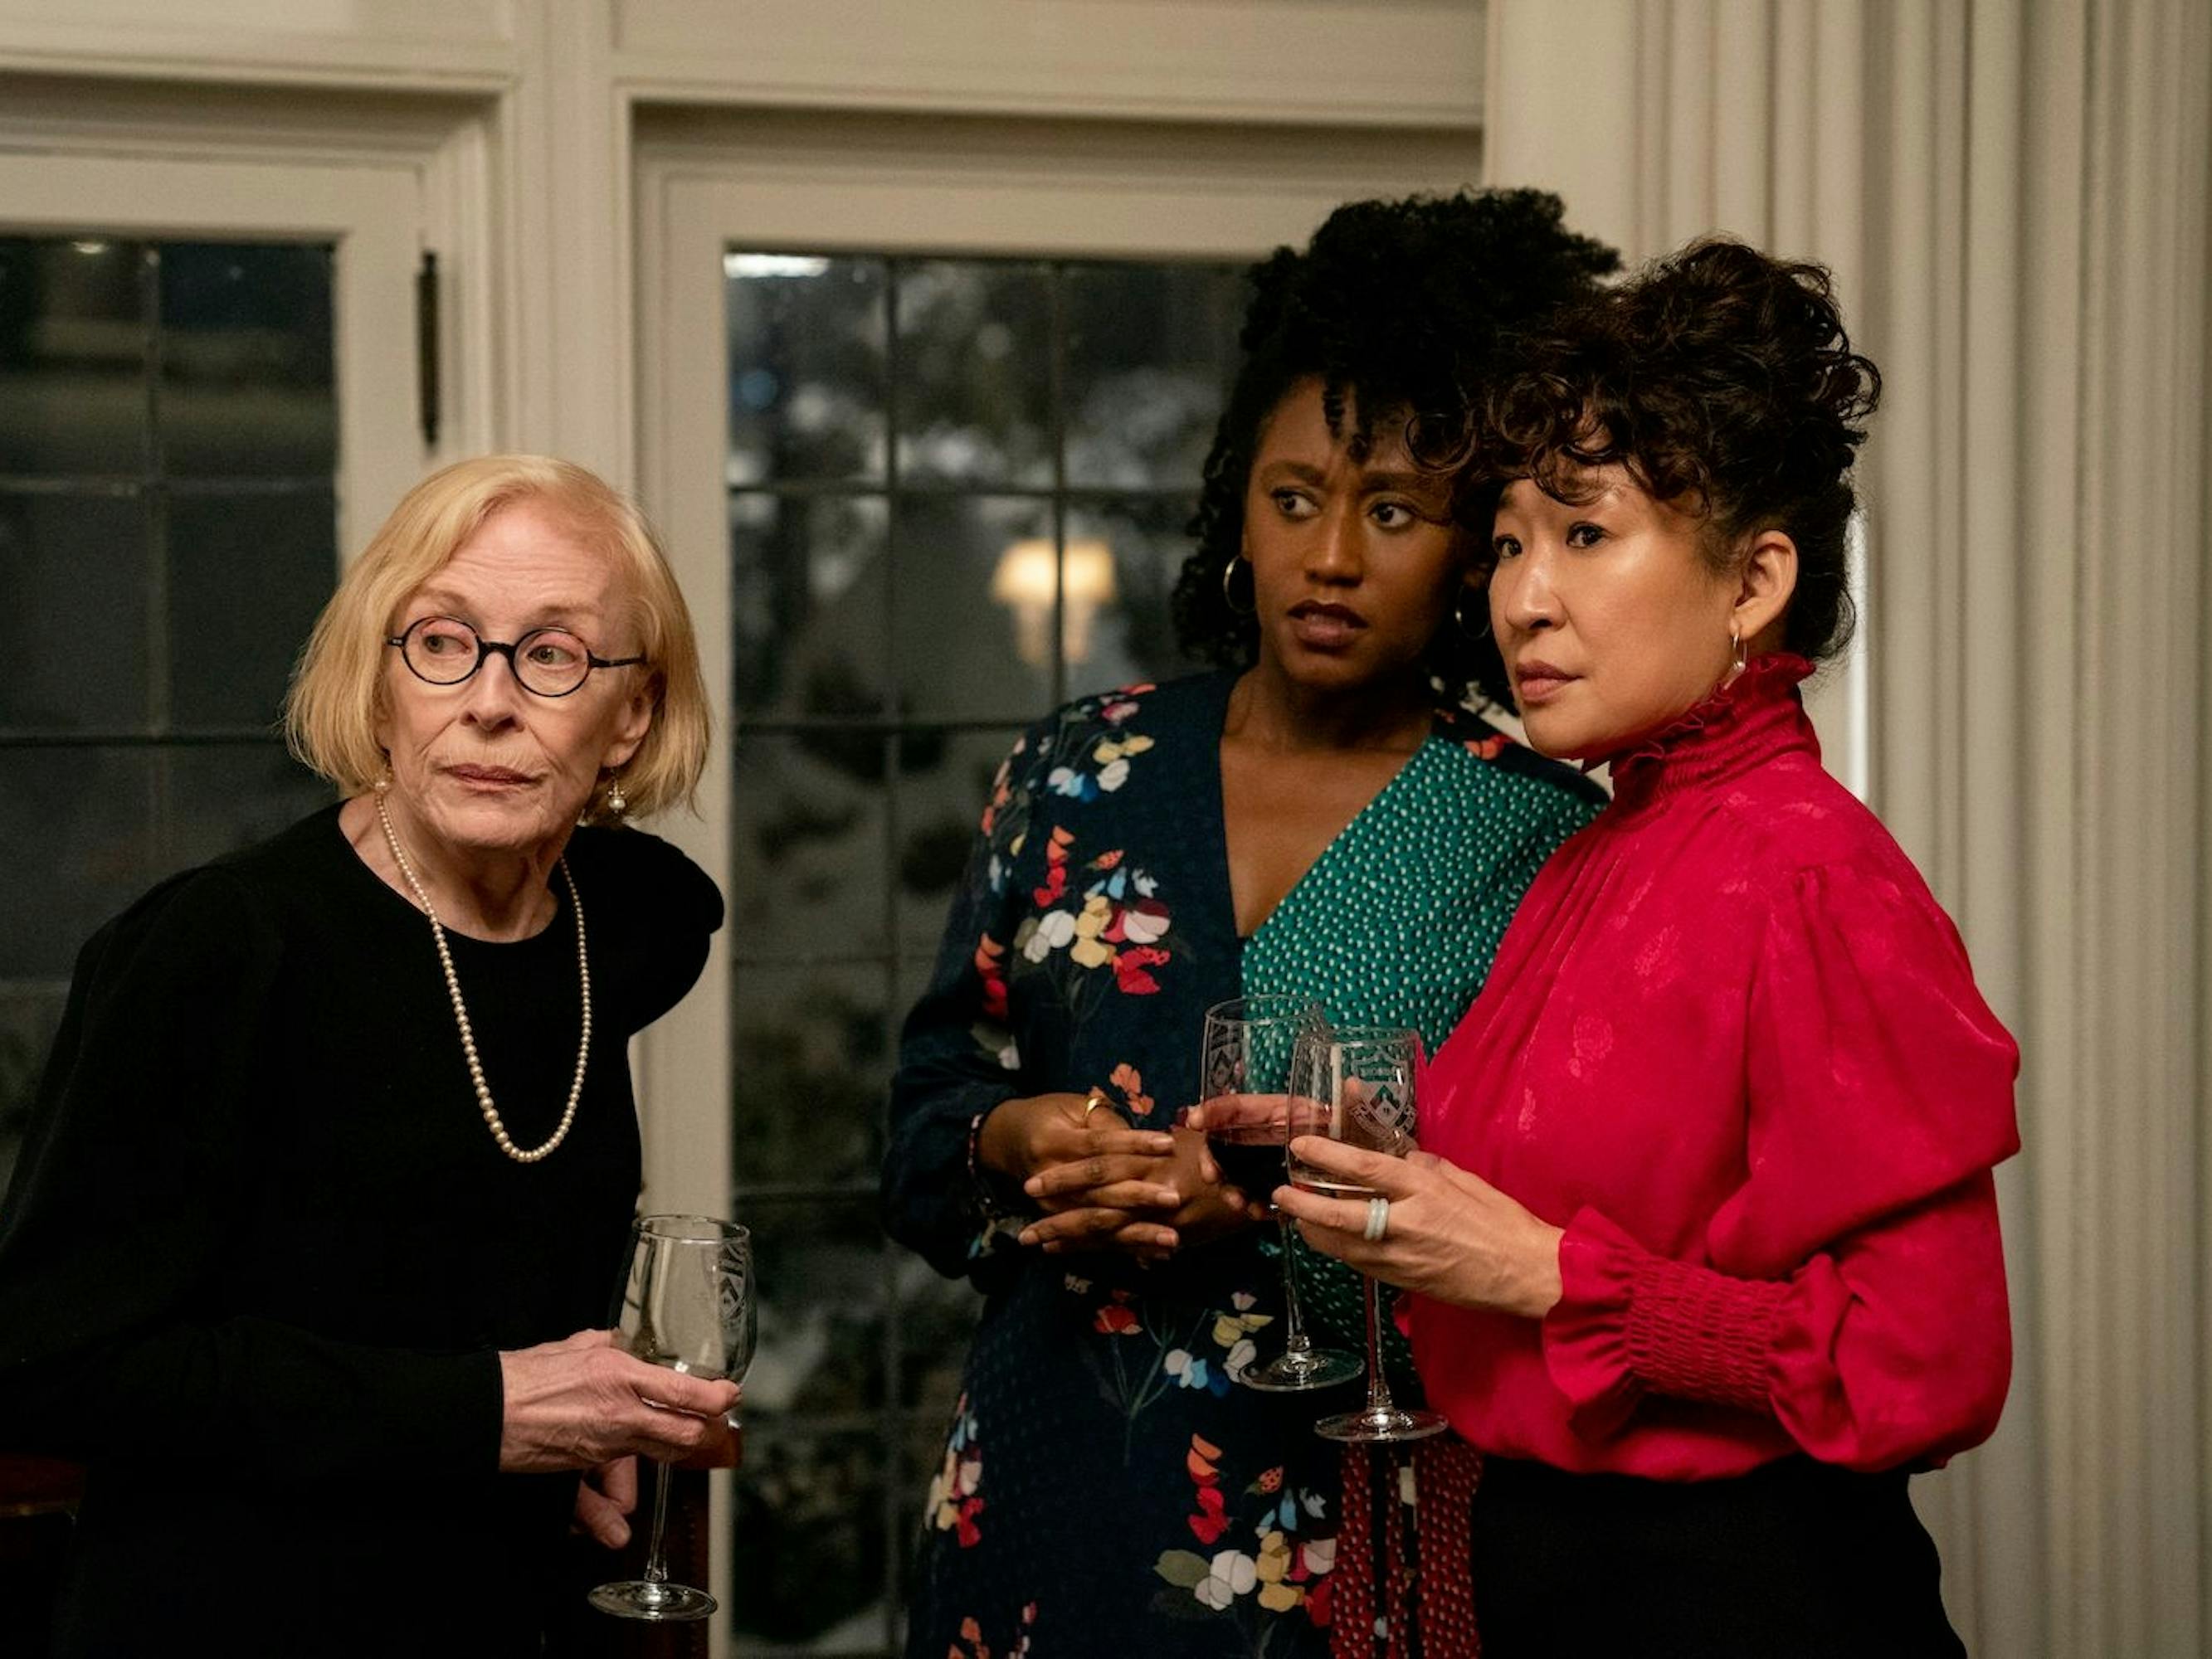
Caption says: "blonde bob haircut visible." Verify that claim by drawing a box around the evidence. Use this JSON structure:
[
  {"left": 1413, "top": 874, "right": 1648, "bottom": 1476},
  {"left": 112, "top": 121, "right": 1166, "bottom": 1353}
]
[{"left": 285, "top": 454, "right": 709, "bottom": 825}]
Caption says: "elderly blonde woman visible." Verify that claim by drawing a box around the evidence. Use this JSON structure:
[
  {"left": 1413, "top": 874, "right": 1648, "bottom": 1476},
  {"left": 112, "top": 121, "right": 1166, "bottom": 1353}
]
[{"left": 0, "top": 455, "right": 730, "bottom": 1654}]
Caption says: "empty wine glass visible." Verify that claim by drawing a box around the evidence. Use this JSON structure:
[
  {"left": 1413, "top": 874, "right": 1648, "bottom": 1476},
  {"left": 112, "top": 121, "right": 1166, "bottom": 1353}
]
[
  {"left": 589, "top": 1214, "right": 757, "bottom": 1622},
  {"left": 1200, "top": 995, "right": 1362, "bottom": 1394},
  {"left": 1288, "top": 1027, "right": 1448, "bottom": 1443}
]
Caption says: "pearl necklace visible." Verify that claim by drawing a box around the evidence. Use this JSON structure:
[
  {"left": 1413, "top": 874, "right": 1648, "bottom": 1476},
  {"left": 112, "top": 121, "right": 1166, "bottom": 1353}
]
[{"left": 375, "top": 790, "right": 591, "bottom": 1164}]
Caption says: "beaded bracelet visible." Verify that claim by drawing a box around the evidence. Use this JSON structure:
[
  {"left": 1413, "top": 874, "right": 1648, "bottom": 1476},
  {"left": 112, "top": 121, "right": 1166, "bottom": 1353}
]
[{"left": 966, "top": 1107, "right": 1018, "bottom": 1224}]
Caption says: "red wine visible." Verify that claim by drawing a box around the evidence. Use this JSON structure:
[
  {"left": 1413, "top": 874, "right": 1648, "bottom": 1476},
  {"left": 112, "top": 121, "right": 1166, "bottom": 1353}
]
[{"left": 1206, "top": 1122, "right": 1289, "bottom": 1196}]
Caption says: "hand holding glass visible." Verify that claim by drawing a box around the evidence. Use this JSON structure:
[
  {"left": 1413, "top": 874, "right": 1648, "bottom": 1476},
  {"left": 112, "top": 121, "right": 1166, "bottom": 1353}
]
[
  {"left": 1288, "top": 1027, "right": 1448, "bottom": 1443},
  {"left": 590, "top": 1214, "right": 757, "bottom": 1622}
]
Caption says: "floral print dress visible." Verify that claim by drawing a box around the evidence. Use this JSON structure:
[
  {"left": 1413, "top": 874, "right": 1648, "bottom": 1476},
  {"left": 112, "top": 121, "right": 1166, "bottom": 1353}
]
[{"left": 884, "top": 672, "right": 1601, "bottom": 1658}]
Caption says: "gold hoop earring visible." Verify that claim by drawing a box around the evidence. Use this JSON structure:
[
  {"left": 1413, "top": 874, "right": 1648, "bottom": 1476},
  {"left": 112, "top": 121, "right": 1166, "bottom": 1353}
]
[
  {"left": 1220, "top": 556, "right": 1255, "bottom": 616},
  {"left": 1454, "top": 590, "right": 1490, "bottom": 641}
]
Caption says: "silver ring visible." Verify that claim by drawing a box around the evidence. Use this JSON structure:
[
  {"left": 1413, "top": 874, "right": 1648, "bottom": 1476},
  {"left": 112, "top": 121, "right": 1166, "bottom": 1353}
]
[{"left": 1362, "top": 1196, "right": 1390, "bottom": 1242}]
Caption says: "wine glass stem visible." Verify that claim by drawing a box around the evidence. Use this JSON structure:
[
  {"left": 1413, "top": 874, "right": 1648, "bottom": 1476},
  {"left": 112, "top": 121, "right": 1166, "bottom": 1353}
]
[
  {"left": 1275, "top": 1215, "right": 1313, "bottom": 1356},
  {"left": 642, "top": 1457, "right": 674, "bottom": 1587},
  {"left": 1362, "top": 1274, "right": 1395, "bottom": 1414}
]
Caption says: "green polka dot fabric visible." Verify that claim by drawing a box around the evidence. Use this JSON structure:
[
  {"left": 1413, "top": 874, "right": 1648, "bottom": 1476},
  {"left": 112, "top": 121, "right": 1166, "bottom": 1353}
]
[{"left": 1243, "top": 732, "right": 1601, "bottom": 1393}]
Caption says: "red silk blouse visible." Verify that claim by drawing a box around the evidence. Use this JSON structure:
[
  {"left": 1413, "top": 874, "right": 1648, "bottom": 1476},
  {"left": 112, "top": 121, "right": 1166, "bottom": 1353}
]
[{"left": 1408, "top": 654, "right": 2020, "bottom": 1480}]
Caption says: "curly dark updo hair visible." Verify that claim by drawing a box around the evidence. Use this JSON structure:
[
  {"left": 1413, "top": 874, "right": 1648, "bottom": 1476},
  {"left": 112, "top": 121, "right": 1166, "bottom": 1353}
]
[
  {"left": 1172, "top": 188, "right": 1619, "bottom": 707},
  {"left": 1484, "top": 237, "right": 1883, "bottom": 663}
]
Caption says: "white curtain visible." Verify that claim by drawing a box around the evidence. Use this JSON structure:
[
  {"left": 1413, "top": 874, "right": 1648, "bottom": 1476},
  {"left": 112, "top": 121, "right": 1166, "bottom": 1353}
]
[{"left": 1484, "top": 2, "right": 2212, "bottom": 1652}]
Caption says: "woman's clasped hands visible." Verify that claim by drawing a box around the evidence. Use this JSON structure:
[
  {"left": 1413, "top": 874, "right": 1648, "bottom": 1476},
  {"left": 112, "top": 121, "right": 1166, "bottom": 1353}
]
[
  {"left": 979, "top": 1092, "right": 1263, "bottom": 1260},
  {"left": 1272, "top": 1138, "right": 1566, "bottom": 1321}
]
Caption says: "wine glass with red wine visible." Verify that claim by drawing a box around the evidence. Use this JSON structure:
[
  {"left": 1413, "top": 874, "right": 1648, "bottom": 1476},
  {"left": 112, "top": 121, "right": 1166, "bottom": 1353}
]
[{"left": 1199, "top": 995, "right": 1362, "bottom": 1393}]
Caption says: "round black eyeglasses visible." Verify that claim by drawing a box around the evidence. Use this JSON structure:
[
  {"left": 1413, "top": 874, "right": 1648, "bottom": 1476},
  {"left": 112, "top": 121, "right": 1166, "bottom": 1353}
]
[{"left": 386, "top": 615, "right": 646, "bottom": 699}]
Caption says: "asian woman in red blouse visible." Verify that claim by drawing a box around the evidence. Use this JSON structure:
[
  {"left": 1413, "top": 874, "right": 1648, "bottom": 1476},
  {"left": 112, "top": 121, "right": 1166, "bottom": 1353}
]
[{"left": 1275, "top": 239, "right": 2019, "bottom": 1657}]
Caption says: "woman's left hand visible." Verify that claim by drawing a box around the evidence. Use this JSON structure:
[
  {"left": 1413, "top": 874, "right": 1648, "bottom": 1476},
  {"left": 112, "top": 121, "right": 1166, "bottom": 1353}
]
[
  {"left": 1272, "top": 1137, "right": 1566, "bottom": 1320},
  {"left": 498, "top": 1329, "right": 745, "bottom": 1473}
]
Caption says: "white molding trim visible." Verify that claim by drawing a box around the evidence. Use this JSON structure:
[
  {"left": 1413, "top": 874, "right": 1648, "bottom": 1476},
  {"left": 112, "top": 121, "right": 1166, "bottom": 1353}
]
[
  {"left": 616, "top": 70, "right": 1480, "bottom": 132},
  {"left": 0, "top": 36, "right": 516, "bottom": 95},
  {"left": 495, "top": 0, "right": 632, "bottom": 479},
  {"left": 0, "top": 0, "right": 518, "bottom": 92},
  {"left": 612, "top": 0, "right": 1483, "bottom": 130}
]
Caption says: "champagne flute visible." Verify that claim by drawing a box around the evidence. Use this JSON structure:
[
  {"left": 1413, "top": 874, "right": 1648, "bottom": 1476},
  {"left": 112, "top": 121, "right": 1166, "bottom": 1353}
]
[
  {"left": 590, "top": 1214, "right": 757, "bottom": 1622},
  {"left": 1201, "top": 995, "right": 1363, "bottom": 1393},
  {"left": 1288, "top": 1027, "right": 1448, "bottom": 1443}
]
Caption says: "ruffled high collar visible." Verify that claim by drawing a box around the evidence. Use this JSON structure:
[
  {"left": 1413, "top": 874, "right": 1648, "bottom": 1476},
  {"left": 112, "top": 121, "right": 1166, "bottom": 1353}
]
[{"left": 1604, "top": 652, "right": 1819, "bottom": 805}]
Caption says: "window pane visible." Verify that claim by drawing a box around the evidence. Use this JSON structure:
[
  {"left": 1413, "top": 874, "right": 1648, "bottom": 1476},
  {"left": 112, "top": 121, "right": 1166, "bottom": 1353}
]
[
  {"left": 163, "top": 745, "right": 333, "bottom": 872},
  {"left": 0, "top": 744, "right": 333, "bottom": 982},
  {"left": 891, "top": 494, "right": 1054, "bottom": 720},
  {"left": 732, "top": 489, "right": 889, "bottom": 719},
  {"left": 0, "top": 745, "right": 157, "bottom": 979},
  {"left": 732, "top": 960, "right": 891, "bottom": 1190},
  {"left": 731, "top": 1427, "right": 890, "bottom": 1650},
  {"left": 738, "top": 1194, "right": 888, "bottom": 1422},
  {"left": 0, "top": 489, "right": 149, "bottom": 733},
  {"left": 1063, "top": 498, "right": 1220, "bottom": 698},
  {"left": 168, "top": 488, "right": 337, "bottom": 730},
  {"left": 892, "top": 1250, "right": 979, "bottom": 1417},
  {"left": 894, "top": 260, "right": 1053, "bottom": 488},
  {"left": 0, "top": 236, "right": 149, "bottom": 478},
  {"left": 892, "top": 955, "right": 938, "bottom": 1034},
  {"left": 726, "top": 254, "right": 888, "bottom": 485},
  {"left": 158, "top": 242, "right": 335, "bottom": 478},
  {"left": 1063, "top": 262, "right": 1243, "bottom": 489},
  {"left": 892, "top": 727, "right": 1020, "bottom": 956},
  {"left": 0, "top": 981, "right": 69, "bottom": 1196},
  {"left": 732, "top": 732, "right": 891, "bottom": 960}
]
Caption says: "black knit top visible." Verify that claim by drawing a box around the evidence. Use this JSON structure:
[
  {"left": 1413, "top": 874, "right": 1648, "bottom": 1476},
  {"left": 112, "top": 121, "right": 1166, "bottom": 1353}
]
[{"left": 0, "top": 804, "right": 721, "bottom": 1652}]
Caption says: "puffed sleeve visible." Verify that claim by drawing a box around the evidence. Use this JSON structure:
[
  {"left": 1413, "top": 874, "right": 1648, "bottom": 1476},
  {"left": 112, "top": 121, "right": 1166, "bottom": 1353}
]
[
  {"left": 577, "top": 825, "right": 726, "bottom": 1034},
  {"left": 1542, "top": 858, "right": 2020, "bottom": 1472},
  {"left": 0, "top": 869, "right": 501, "bottom": 1480},
  {"left": 880, "top": 721, "right": 1055, "bottom": 1287}
]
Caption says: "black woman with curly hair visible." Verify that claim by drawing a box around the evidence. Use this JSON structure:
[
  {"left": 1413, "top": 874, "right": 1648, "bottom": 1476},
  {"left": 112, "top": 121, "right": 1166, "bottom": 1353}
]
[
  {"left": 885, "top": 190, "right": 1615, "bottom": 1659},
  {"left": 1280, "top": 241, "right": 2018, "bottom": 1657}
]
